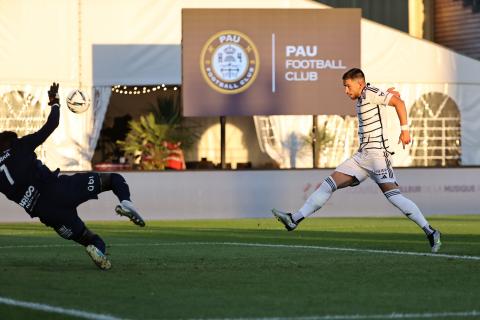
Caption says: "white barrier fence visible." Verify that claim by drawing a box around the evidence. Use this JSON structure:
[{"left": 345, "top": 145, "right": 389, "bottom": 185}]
[{"left": 1, "top": 168, "right": 479, "bottom": 223}]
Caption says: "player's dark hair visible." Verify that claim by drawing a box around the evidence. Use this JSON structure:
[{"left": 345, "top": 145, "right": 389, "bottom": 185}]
[
  {"left": 0, "top": 131, "right": 18, "bottom": 152},
  {"left": 342, "top": 68, "right": 365, "bottom": 81}
]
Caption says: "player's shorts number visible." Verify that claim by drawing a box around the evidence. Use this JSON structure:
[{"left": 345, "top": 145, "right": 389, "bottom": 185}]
[{"left": 0, "top": 164, "right": 14, "bottom": 185}]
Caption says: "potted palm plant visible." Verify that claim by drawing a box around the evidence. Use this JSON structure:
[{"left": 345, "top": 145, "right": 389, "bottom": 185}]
[{"left": 117, "top": 90, "right": 198, "bottom": 170}]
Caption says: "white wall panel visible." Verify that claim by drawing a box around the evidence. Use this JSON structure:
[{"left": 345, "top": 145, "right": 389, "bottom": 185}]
[{"left": 1, "top": 169, "right": 479, "bottom": 223}]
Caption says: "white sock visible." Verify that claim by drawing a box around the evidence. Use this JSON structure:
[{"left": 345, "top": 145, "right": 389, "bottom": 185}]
[
  {"left": 384, "top": 189, "right": 433, "bottom": 235},
  {"left": 293, "top": 177, "right": 337, "bottom": 222}
]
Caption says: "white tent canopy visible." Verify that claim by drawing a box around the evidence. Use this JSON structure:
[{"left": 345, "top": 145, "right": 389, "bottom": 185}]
[
  {"left": 3, "top": 0, "right": 480, "bottom": 86},
  {"left": 1, "top": 0, "right": 480, "bottom": 169},
  {"left": 0, "top": 0, "right": 330, "bottom": 87}
]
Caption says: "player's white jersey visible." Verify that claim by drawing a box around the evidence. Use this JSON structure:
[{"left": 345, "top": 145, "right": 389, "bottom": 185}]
[{"left": 356, "top": 84, "right": 393, "bottom": 153}]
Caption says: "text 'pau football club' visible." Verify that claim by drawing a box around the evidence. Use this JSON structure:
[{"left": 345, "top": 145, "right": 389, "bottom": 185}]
[{"left": 285, "top": 45, "right": 346, "bottom": 81}]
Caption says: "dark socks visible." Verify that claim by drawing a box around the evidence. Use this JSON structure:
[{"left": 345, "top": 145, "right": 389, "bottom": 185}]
[
  {"left": 100, "top": 173, "right": 131, "bottom": 202},
  {"left": 75, "top": 227, "right": 106, "bottom": 254},
  {"left": 110, "top": 173, "right": 131, "bottom": 202},
  {"left": 422, "top": 225, "right": 435, "bottom": 236}
]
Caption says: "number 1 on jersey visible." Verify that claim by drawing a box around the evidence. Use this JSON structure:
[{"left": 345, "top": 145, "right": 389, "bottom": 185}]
[{"left": 0, "top": 164, "right": 14, "bottom": 185}]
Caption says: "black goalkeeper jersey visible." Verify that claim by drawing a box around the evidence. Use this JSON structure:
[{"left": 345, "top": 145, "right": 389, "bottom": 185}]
[{"left": 0, "top": 105, "right": 60, "bottom": 216}]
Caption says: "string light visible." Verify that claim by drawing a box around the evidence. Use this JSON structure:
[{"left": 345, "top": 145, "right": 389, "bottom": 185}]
[{"left": 111, "top": 84, "right": 179, "bottom": 95}]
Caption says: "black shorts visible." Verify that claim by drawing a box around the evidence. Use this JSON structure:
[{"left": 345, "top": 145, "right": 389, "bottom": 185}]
[{"left": 34, "top": 173, "right": 102, "bottom": 239}]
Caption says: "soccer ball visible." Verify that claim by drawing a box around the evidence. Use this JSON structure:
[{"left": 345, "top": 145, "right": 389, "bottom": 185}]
[{"left": 66, "top": 89, "right": 89, "bottom": 113}]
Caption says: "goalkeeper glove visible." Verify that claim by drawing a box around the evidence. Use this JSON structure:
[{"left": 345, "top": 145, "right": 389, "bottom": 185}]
[{"left": 48, "top": 82, "right": 60, "bottom": 106}]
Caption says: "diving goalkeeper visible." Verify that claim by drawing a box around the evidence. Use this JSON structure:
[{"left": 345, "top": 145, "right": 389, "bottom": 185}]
[{"left": 0, "top": 83, "right": 145, "bottom": 270}]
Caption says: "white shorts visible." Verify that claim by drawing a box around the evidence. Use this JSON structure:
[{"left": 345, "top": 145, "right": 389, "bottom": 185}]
[{"left": 335, "top": 150, "right": 397, "bottom": 185}]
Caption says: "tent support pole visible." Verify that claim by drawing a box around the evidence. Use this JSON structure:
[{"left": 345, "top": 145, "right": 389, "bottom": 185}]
[
  {"left": 312, "top": 115, "right": 317, "bottom": 168},
  {"left": 220, "top": 116, "right": 226, "bottom": 169}
]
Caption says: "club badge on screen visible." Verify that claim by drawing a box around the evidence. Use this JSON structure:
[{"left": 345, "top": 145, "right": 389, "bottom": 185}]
[{"left": 200, "top": 30, "right": 259, "bottom": 94}]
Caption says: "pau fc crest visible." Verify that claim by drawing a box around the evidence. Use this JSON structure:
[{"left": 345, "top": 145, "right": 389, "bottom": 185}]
[{"left": 200, "top": 30, "right": 259, "bottom": 94}]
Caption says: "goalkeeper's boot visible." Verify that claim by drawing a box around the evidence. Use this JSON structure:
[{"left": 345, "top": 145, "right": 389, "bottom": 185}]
[
  {"left": 86, "top": 244, "right": 111, "bottom": 270},
  {"left": 272, "top": 208, "right": 298, "bottom": 231},
  {"left": 115, "top": 200, "right": 146, "bottom": 227},
  {"left": 427, "top": 229, "right": 442, "bottom": 253}
]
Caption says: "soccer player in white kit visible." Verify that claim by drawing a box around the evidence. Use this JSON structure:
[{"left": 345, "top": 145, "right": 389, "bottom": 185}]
[{"left": 272, "top": 68, "right": 441, "bottom": 253}]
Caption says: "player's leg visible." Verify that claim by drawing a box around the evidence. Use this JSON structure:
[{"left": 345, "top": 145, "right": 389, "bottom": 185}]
[
  {"left": 42, "top": 212, "right": 112, "bottom": 270},
  {"left": 98, "top": 173, "right": 145, "bottom": 227},
  {"left": 295, "top": 157, "right": 370, "bottom": 220},
  {"left": 55, "top": 172, "right": 145, "bottom": 226},
  {"left": 76, "top": 227, "right": 112, "bottom": 270},
  {"left": 272, "top": 157, "right": 368, "bottom": 231},
  {"left": 74, "top": 226, "right": 106, "bottom": 254},
  {"left": 379, "top": 182, "right": 441, "bottom": 252},
  {"left": 99, "top": 172, "right": 130, "bottom": 202},
  {"left": 370, "top": 153, "right": 441, "bottom": 252},
  {"left": 293, "top": 171, "right": 356, "bottom": 219}
]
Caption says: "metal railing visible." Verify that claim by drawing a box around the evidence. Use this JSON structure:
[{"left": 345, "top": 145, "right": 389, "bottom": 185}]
[{"left": 410, "top": 117, "right": 461, "bottom": 166}]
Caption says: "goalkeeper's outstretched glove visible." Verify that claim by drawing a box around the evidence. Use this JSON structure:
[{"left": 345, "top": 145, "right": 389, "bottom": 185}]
[{"left": 48, "top": 82, "right": 60, "bottom": 106}]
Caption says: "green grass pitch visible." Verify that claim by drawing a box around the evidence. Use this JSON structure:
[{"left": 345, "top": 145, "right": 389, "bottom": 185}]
[{"left": 0, "top": 215, "right": 479, "bottom": 320}]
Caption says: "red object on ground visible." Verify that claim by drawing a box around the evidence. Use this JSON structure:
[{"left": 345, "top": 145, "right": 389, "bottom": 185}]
[{"left": 164, "top": 141, "right": 186, "bottom": 170}]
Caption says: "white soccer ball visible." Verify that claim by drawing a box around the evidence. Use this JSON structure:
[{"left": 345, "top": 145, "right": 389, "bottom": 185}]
[{"left": 66, "top": 89, "right": 89, "bottom": 113}]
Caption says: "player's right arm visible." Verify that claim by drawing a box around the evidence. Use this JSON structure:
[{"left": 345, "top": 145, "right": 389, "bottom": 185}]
[
  {"left": 388, "top": 95, "right": 411, "bottom": 148},
  {"left": 19, "top": 83, "right": 60, "bottom": 149}
]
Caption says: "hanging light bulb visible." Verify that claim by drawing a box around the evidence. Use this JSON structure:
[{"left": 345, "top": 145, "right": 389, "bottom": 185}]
[{"left": 112, "top": 84, "right": 180, "bottom": 95}]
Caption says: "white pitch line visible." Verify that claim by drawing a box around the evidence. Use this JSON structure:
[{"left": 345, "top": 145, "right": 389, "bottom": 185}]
[
  {"left": 0, "top": 244, "right": 73, "bottom": 249},
  {"left": 111, "top": 241, "right": 480, "bottom": 262},
  {"left": 1, "top": 295, "right": 477, "bottom": 320},
  {"left": 187, "top": 310, "right": 480, "bottom": 320},
  {"left": 0, "top": 296, "right": 126, "bottom": 320},
  {"left": 1, "top": 241, "right": 479, "bottom": 261},
  {"left": 212, "top": 242, "right": 480, "bottom": 261}
]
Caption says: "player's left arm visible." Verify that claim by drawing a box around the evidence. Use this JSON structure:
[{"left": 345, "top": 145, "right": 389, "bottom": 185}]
[
  {"left": 387, "top": 95, "right": 411, "bottom": 149},
  {"left": 19, "top": 83, "right": 60, "bottom": 150}
]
